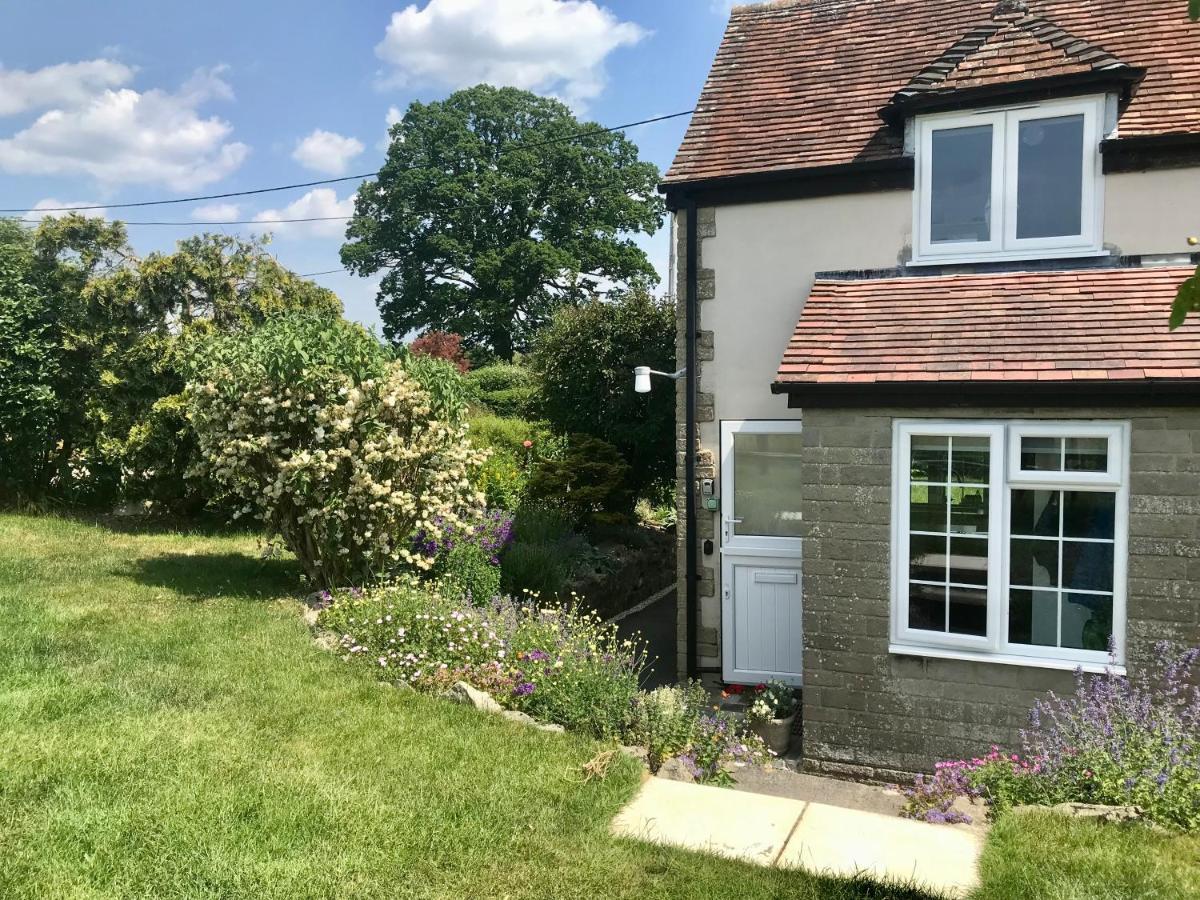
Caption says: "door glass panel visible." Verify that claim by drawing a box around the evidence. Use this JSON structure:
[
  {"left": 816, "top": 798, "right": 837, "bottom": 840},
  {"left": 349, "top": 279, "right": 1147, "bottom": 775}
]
[
  {"left": 1062, "top": 491, "right": 1115, "bottom": 540},
  {"left": 911, "top": 435, "right": 949, "bottom": 482},
  {"left": 930, "top": 124, "right": 993, "bottom": 243},
  {"left": 1011, "top": 489, "right": 1059, "bottom": 537},
  {"left": 1016, "top": 114, "right": 1084, "bottom": 240},
  {"left": 732, "top": 431, "right": 805, "bottom": 538},
  {"left": 1010, "top": 538, "right": 1058, "bottom": 588},
  {"left": 949, "top": 537, "right": 988, "bottom": 586},
  {"left": 949, "top": 486, "right": 989, "bottom": 534}
]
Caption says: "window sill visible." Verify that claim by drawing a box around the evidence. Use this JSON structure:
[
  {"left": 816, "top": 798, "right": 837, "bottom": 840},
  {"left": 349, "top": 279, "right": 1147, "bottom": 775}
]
[
  {"left": 907, "top": 248, "right": 1109, "bottom": 268},
  {"left": 888, "top": 643, "right": 1124, "bottom": 676}
]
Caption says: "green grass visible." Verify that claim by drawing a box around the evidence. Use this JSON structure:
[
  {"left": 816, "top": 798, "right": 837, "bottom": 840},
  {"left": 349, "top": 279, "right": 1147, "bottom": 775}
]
[
  {"left": 0, "top": 513, "right": 927, "bottom": 900},
  {"left": 976, "top": 810, "right": 1200, "bottom": 900},
  {"left": 1, "top": 513, "right": 1195, "bottom": 899}
]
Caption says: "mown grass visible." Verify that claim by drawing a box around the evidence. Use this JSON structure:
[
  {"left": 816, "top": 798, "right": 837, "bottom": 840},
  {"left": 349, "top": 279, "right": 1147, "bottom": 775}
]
[
  {"left": 2, "top": 513, "right": 1196, "bottom": 900},
  {"left": 0, "top": 513, "right": 930, "bottom": 900},
  {"left": 976, "top": 810, "right": 1200, "bottom": 900}
]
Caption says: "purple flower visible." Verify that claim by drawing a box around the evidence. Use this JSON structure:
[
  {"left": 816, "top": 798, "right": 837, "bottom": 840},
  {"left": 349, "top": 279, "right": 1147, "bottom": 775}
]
[{"left": 513, "top": 682, "right": 536, "bottom": 697}]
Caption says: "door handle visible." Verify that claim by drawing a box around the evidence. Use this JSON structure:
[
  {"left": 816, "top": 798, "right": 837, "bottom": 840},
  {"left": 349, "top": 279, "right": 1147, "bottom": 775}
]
[{"left": 723, "top": 517, "right": 743, "bottom": 540}]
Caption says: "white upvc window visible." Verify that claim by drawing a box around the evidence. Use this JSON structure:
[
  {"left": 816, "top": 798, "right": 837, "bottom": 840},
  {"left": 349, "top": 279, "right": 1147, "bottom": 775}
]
[
  {"left": 890, "top": 420, "right": 1129, "bottom": 672},
  {"left": 912, "top": 95, "right": 1107, "bottom": 265}
]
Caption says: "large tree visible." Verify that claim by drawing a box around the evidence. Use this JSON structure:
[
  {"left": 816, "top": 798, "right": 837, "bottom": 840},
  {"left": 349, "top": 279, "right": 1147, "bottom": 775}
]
[{"left": 341, "top": 85, "right": 664, "bottom": 360}]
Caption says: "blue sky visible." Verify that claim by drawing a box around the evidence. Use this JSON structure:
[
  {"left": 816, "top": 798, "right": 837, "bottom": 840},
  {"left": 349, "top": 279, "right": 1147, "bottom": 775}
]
[{"left": 0, "top": 0, "right": 733, "bottom": 330}]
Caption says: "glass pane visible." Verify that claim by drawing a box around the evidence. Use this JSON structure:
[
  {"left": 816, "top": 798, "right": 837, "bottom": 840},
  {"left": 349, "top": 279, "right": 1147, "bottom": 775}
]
[
  {"left": 1062, "top": 541, "right": 1114, "bottom": 592},
  {"left": 1009, "top": 589, "right": 1058, "bottom": 646},
  {"left": 1010, "top": 538, "right": 1058, "bottom": 588},
  {"left": 1062, "top": 593, "right": 1113, "bottom": 652},
  {"left": 1062, "top": 491, "right": 1115, "bottom": 540},
  {"left": 948, "top": 586, "right": 988, "bottom": 636},
  {"left": 909, "top": 582, "right": 945, "bottom": 632},
  {"left": 949, "top": 536, "right": 988, "bottom": 586},
  {"left": 949, "top": 486, "right": 989, "bottom": 534},
  {"left": 911, "top": 435, "right": 949, "bottom": 483},
  {"left": 732, "top": 432, "right": 805, "bottom": 537},
  {"left": 950, "top": 436, "right": 990, "bottom": 484},
  {"left": 910, "top": 484, "right": 947, "bottom": 533},
  {"left": 1065, "top": 437, "right": 1108, "bottom": 472},
  {"left": 1011, "top": 490, "right": 1059, "bottom": 537},
  {"left": 909, "top": 533, "right": 947, "bottom": 582},
  {"left": 931, "top": 124, "right": 993, "bottom": 243},
  {"left": 1021, "top": 436, "right": 1062, "bottom": 471},
  {"left": 1016, "top": 114, "right": 1084, "bottom": 240}
]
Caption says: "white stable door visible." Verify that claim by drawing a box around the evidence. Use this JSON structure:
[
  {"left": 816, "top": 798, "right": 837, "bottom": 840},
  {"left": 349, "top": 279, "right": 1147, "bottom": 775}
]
[{"left": 720, "top": 420, "right": 805, "bottom": 686}]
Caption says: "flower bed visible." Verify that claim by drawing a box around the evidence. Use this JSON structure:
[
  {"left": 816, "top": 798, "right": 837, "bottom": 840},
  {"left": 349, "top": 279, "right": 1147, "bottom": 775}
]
[
  {"left": 900, "top": 644, "right": 1200, "bottom": 831},
  {"left": 319, "top": 579, "right": 769, "bottom": 779}
]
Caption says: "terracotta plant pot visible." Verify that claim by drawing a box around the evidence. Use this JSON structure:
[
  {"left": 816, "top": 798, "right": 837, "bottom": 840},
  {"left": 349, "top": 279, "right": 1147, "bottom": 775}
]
[{"left": 751, "top": 713, "right": 796, "bottom": 756}]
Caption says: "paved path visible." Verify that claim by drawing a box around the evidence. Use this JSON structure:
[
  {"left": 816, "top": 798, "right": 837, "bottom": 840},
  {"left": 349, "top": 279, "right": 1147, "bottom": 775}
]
[{"left": 611, "top": 777, "right": 983, "bottom": 898}]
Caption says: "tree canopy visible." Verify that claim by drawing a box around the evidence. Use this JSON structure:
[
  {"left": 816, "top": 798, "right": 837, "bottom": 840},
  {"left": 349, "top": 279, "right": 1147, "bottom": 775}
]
[{"left": 340, "top": 85, "right": 664, "bottom": 360}]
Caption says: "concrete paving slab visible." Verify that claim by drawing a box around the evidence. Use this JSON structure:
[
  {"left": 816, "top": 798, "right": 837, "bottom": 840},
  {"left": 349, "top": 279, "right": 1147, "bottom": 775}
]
[
  {"left": 610, "top": 776, "right": 807, "bottom": 865},
  {"left": 778, "top": 802, "right": 982, "bottom": 898}
]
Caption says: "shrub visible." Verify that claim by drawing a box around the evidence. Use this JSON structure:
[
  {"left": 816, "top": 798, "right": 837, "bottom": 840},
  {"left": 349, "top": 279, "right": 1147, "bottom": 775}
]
[
  {"left": 439, "top": 543, "right": 501, "bottom": 605},
  {"left": 525, "top": 433, "right": 635, "bottom": 526},
  {"left": 530, "top": 289, "right": 675, "bottom": 493},
  {"left": 678, "top": 714, "right": 771, "bottom": 785},
  {"left": 320, "top": 582, "right": 647, "bottom": 739},
  {"left": 465, "top": 363, "right": 538, "bottom": 418},
  {"left": 906, "top": 644, "right": 1200, "bottom": 831},
  {"left": 628, "top": 682, "right": 710, "bottom": 771},
  {"left": 186, "top": 314, "right": 486, "bottom": 589},
  {"left": 499, "top": 506, "right": 589, "bottom": 597},
  {"left": 409, "top": 331, "right": 470, "bottom": 373},
  {"left": 400, "top": 352, "right": 470, "bottom": 425},
  {"left": 464, "top": 415, "right": 564, "bottom": 510}
]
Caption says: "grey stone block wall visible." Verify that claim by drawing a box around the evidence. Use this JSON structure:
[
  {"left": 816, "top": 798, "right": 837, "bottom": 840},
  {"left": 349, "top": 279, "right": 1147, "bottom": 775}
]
[
  {"left": 800, "top": 405, "right": 1200, "bottom": 780},
  {"left": 674, "top": 206, "right": 719, "bottom": 681}
]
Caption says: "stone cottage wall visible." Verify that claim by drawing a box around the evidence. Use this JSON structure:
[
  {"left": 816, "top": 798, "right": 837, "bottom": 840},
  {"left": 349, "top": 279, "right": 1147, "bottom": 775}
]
[{"left": 799, "top": 404, "right": 1200, "bottom": 780}]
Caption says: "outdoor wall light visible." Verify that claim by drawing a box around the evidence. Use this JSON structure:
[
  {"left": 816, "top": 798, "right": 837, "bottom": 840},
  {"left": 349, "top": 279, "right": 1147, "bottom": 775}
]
[{"left": 633, "top": 366, "right": 686, "bottom": 394}]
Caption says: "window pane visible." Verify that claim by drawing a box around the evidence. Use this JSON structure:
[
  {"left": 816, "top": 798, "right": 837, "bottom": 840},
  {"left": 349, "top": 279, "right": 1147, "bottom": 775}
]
[
  {"left": 951, "top": 436, "right": 990, "bottom": 484},
  {"left": 930, "top": 125, "right": 993, "bottom": 243},
  {"left": 949, "top": 486, "right": 989, "bottom": 534},
  {"left": 1065, "top": 437, "right": 1107, "bottom": 472},
  {"left": 1062, "top": 491, "right": 1115, "bottom": 540},
  {"left": 909, "top": 534, "right": 947, "bottom": 582},
  {"left": 910, "top": 484, "right": 947, "bottom": 532},
  {"left": 1062, "top": 593, "right": 1113, "bottom": 652},
  {"left": 1010, "top": 538, "right": 1058, "bottom": 587},
  {"left": 1016, "top": 114, "right": 1084, "bottom": 240},
  {"left": 911, "top": 435, "right": 949, "bottom": 482},
  {"left": 1021, "top": 436, "right": 1062, "bottom": 471},
  {"left": 948, "top": 585, "right": 988, "bottom": 636},
  {"left": 1011, "top": 490, "right": 1059, "bottom": 537},
  {"left": 949, "top": 536, "right": 988, "bottom": 586},
  {"left": 732, "top": 432, "right": 805, "bottom": 537},
  {"left": 1062, "top": 541, "right": 1114, "bottom": 592},
  {"left": 1009, "top": 589, "right": 1058, "bottom": 647},
  {"left": 909, "top": 582, "right": 945, "bottom": 632}
]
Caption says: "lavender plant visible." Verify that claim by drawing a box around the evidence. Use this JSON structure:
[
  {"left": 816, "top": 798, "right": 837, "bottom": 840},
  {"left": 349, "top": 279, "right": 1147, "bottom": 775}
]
[
  {"left": 904, "top": 643, "right": 1200, "bottom": 830},
  {"left": 678, "top": 713, "right": 771, "bottom": 785}
]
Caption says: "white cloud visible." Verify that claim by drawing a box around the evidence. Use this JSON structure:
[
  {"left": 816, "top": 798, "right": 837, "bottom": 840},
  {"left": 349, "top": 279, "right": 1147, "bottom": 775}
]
[
  {"left": 710, "top": 0, "right": 738, "bottom": 13},
  {"left": 0, "top": 59, "right": 134, "bottom": 117},
  {"left": 0, "top": 66, "right": 249, "bottom": 191},
  {"left": 252, "top": 188, "right": 353, "bottom": 239},
  {"left": 292, "top": 129, "right": 365, "bottom": 175},
  {"left": 191, "top": 202, "right": 241, "bottom": 221},
  {"left": 385, "top": 106, "right": 403, "bottom": 127},
  {"left": 375, "top": 0, "right": 647, "bottom": 110},
  {"left": 25, "top": 198, "right": 108, "bottom": 221}
]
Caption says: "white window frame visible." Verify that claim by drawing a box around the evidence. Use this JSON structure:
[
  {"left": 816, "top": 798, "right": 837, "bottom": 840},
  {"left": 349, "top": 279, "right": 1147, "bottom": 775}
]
[
  {"left": 890, "top": 420, "right": 1129, "bottom": 672},
  {"left": 912, "top": 95, "right": 1107, "bottom": 266}
]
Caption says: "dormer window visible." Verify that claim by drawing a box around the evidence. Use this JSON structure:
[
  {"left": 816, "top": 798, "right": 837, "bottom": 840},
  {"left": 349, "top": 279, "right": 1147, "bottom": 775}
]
[{"left": 913, "top": 95, "right": 1106, "bottom": 265}]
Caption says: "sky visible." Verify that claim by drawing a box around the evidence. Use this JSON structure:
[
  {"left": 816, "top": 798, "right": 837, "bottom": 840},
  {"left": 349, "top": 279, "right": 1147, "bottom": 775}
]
[{"left": 0, "top": 0, "right": 736, "bottom": 331}]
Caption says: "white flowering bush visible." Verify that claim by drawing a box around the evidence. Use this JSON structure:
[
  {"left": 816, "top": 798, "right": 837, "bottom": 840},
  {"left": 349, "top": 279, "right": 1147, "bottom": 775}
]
[{"left": 185, "top": 314, "right": 486, "bottom": 588}]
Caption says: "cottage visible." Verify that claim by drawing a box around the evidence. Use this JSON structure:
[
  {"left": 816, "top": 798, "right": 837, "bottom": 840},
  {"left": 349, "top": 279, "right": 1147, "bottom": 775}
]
[{"left": 661, "top": 0, "right": 1200, "bottom": 778}]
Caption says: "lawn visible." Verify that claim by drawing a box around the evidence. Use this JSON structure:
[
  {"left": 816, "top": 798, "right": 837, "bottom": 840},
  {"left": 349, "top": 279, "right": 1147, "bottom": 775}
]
[{"left": 0, "top": 513, "right": 1196, "bottom": 899}]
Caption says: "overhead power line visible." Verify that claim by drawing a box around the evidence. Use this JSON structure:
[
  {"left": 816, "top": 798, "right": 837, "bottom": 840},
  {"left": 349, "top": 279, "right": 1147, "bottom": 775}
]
[
  {"left": 2, "top": 108, "right": 695, "bottom": 215},
  {"left": 297, "top": 267, "right": 348, "bottom": 278},
  {"left": 18, "top": 215, "right": 352, "bottom": 226}
]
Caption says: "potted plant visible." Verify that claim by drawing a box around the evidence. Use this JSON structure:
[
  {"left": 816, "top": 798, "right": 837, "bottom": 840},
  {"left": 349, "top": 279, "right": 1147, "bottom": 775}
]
[{"left": 746, "top": 681, "right": 798, "bottom": 755}]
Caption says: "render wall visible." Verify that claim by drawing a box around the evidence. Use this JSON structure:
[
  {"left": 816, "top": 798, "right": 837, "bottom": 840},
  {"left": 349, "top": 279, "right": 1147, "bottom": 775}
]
[{"left": 799, "top": 405, "right": 1200, "bottom": 779}]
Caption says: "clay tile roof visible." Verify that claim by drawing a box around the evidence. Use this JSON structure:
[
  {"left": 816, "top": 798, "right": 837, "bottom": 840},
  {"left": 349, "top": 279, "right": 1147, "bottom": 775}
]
[
  {"left": 888, "top": 3, "right": 1133, "bottom": 109},
  {"left": 774, "top": 267, "right": 1200, "bottom": 386},
  {"left": 665, "top": 0, "right": 1200, "bottom": 185}
]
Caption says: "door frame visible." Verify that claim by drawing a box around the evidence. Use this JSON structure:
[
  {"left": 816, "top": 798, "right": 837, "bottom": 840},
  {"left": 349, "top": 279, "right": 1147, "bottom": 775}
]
[{"left": 719, "top": 419, "right": 805, "bottom": 686}]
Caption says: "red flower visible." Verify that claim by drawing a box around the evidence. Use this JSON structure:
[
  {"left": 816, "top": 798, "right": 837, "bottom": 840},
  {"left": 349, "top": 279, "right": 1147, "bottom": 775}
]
[
  {"left": 756, "top": 683, "right": 768, "bottom": 691},
  {"left": 522, "top": 440, "right": 533, "bottom": 449}
]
